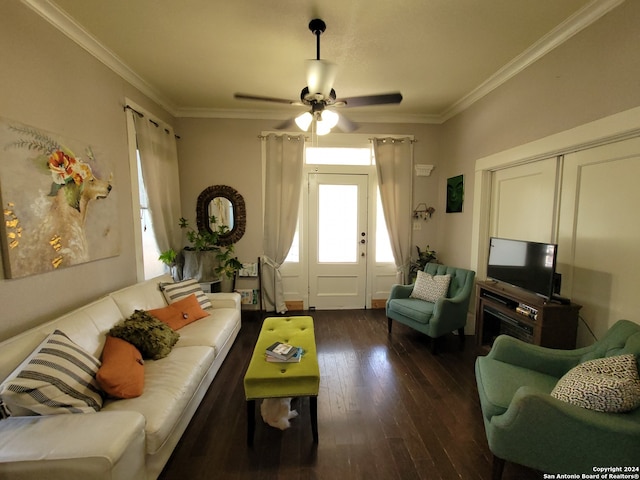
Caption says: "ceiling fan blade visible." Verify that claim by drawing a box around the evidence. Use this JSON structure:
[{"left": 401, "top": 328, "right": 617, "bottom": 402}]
[
  {"left": 337, "top": 92, "right": 403, "bottom": 108},
  {"left": 274, "top": 117, "right": 298, "bottom": 130},
  {"left": 234, "top": 93, "right": 297, "bottom": 105},
  {"left": 336, "top": 113, "right": 358, "bottom": 133}
]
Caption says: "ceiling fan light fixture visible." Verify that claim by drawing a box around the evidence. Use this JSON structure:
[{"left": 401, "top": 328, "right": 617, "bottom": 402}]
[
  {"left": 295, "top": 111, "right": 313, "bottom": 131},
  {"left": 315, "top": 121, "right": 331, "bottom": 136},
  {"left": 233, "top": 19, "right": 402, "bottom": 135},
  {"left": 305, "top": 59, "right": 337, "bottom": 97},
  {"left": 319, "top": 109, "right": 339, "bottom": 129},
  {"left": 315, "top": 110, "right": 339, "bottom": 135}
]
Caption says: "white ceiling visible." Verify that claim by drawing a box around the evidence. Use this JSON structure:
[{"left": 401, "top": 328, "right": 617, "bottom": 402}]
[{"left": 29, "top": 0, "right": 620, "bottom": 123}]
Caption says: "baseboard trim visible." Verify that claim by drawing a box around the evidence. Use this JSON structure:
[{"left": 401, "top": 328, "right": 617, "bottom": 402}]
[
  {"left": 371, "top": 299, "right": 387, "bottom": 309},
  {"left": 285, "top": 300, "right": 304, "bottom": 311}
]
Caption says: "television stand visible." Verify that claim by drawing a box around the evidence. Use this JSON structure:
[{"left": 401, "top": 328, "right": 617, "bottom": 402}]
[
  {"left": 551, "top": 294, "right": 571, "bottom": 305},
  {"left": 475, "top": 280, "right": 581, "bottom": 351}
]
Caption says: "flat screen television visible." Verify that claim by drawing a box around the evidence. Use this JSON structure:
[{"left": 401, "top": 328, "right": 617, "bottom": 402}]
[{"left": 487, "top": 237, "right": 558, "bottom": 301}]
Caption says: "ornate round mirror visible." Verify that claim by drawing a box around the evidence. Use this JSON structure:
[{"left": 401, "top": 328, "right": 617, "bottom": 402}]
[{"left": 196, "top": 185, "right": 246, "bottom": 247}]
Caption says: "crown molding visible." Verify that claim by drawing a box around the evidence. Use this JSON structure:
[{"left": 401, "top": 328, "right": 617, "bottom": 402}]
[
  {"left": 440, "top": 0, "right": 625, "bottom": 122},
  {"left": 21, "top": 0, "right": 179, "bottom": 116},
  {"left": 22, "top": 0, "right": 624, "bottom": 124},
  {"left": 173, "top": 107, "right": 442, "bottom": 124}
]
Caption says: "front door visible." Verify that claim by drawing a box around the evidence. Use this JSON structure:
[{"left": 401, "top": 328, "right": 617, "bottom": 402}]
[{"left": 308, "top": 173, "right": 368, "bottom": 309}]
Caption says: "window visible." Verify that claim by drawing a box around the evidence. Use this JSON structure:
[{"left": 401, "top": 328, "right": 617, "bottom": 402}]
[
  {"left": 137, "top": 151, "right": 165, "bottom": 279},
  {"left": 305, "top": 147, "right": 372, "bottom": 165},
  {"left": 376, "top": 188, "right": 394, "bottom": 263}
]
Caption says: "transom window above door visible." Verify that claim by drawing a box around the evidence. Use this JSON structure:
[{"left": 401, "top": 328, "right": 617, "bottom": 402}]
[{"left": 305, "top": 147, "right": 372, "bottom": 166}]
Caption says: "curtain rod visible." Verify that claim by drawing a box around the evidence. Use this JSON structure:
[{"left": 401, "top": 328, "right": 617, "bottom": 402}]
[
  {"left": 257, "top": 134, "right": 308, "bottom": 141},
  {"left": 369, "top": 137, "right": 417, "bottom": 144},
  {"left": 124, "top": 104, "right": 180, "bottom": 139}
]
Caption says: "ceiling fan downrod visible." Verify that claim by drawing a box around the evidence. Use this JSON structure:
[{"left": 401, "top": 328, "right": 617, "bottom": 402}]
[{"left": 308, "top": 18, "right": 326, "bottom": 60}]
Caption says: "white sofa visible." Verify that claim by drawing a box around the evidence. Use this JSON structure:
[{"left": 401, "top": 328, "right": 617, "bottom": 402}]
[{"left": 0, "top": 274, "right": 241, "bottom": 480}]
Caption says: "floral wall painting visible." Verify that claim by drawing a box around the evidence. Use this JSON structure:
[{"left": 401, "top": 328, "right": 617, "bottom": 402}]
[
  {"left": 446, "top": 174, "right": 464, "bottom": 213},
  {"left": 0, "top": 118, "right": 120, "bottom": 278}
]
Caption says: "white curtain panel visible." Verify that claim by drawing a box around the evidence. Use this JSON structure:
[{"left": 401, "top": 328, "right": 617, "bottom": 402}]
[
  {"left": 132, "top": 113, "right": 182, "bottom": 254},
  {"left": 261, "top": 133, "right": 305, "bottom": 313},
  {"left": 373, "top": 137, "right": 414, "bottom": 284}
]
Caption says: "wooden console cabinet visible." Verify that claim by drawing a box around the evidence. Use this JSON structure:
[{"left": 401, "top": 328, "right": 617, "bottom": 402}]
[{"left": 475, "top": 280, "right": 581, "bottom": 351}]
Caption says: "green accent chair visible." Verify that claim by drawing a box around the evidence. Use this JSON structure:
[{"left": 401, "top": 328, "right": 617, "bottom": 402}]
[
  {"left": 386, "top": 262, "right": 476, "bottom": 353},
  {"left": 475, "top": 319, "right": 640, "bottom": 478}
]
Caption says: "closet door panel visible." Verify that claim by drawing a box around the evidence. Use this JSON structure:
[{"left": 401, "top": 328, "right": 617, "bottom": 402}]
[
  {"left": 490, "top": 157, "right": 558, "bottom": 242},
  {"left": 559, "top": 136, "right": 640, "bottom": 342}
]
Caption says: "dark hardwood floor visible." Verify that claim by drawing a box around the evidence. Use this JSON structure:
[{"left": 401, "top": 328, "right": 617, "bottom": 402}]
[{"left": 159, "top": 309, "right": 541, "bottom": 480}]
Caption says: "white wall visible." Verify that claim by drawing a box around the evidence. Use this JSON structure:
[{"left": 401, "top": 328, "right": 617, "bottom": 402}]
[
  {"left": 0, "top": 2, "right": 175, "bottom": 341},
  {"left": 438, "top": 0, "right": 640, "bottom": 269}
]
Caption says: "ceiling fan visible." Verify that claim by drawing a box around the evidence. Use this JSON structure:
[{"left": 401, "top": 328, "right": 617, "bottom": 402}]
[{"left": 234, "top": 18, "right": 403, "bottom": 135}]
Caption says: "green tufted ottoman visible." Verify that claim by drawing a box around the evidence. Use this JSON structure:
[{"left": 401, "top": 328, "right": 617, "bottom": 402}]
[{"left": 243, "top": 316, "right": 320, "bottom": 445}]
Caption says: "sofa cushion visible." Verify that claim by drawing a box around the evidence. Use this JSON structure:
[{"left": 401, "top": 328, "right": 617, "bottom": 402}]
[
  {"left": 101, "top": 345, "right": 215, "bottom": 455},
  {"left": 148, "top": 294, "right": 209, "bottom": 330},
  {"left": 551, "top": 354, "right": 640, "bottom": 413},
  {"left": 475, "top": 356, "right": 559, "bottom": 420},
  {"left": 410, "top": 271, "right": 451, "bottom": 302},
  {"left": 160, "top": 278, "right": 212, "bottom": 310},
  {"left": 175, "top": 309, "right": 240, "bottom": 353},
  {"left": 109, "top": 311, "right": 179, "bottom": 360},
  {"left": 109, "top": 274, "right": 174, "bottom": 318},
  {"left": 0, "top": 330, "right": 103, "bottom": 416},
  {"left": 96, "top": 336, "right": 145, "bottom": 399},
  {"left": 387, "top": 298, "right": 435, "bottom": 325},
  {"left": 0, "top": 410, "right": 147, "bottom": 478}
]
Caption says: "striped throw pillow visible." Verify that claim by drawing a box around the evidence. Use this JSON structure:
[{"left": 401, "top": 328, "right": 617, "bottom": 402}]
[
  {"left": 0, "top": 330, "right": 103, "bottom": 416},
  {"left": 160, "top": 278, "right": 213, "bottom": 309}
]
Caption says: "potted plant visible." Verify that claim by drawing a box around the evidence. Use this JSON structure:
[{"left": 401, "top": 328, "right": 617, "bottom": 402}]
[
  {"left": 409, "top": 245, "right": 437, "bottom": 283},
  {"left": 160, "top": 216, "right": 242, "bottom": 283},
  {"left": 214, "top": 241, "right": 243, "bottom": 292},
  {"left": 158, "top": 248, "right": 180, "bottom": 281}
]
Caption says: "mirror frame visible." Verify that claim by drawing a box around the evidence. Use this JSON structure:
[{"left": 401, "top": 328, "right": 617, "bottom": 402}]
[{"left": 196, "top": 185, "right": 246, "bottom": 247}]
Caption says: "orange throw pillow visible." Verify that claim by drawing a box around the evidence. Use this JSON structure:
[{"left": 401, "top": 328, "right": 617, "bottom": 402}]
[
  {"left": 97, "top": 336, "right": 144, "bottom": 399},
  {"left": 148, "top": 293, "right": 209, "bottom": 330}
]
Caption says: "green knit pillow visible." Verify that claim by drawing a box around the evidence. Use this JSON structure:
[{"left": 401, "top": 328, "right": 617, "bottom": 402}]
[{"left": 110, "top": 310, "right": 179, "bottom": 360}]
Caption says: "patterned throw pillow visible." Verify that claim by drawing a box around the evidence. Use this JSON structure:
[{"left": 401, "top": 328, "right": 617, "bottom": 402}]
[
  {"left": 109, "top": 310, "right": 180, "bottom": 360},
  {"left": 410, "top": 271, "right": 451, "bottom": 302},
  {"left": 551, "top": 354, "right": 640, "bottom": 413},
  {"left": 160, "top": 278, "right": 213, "bottom": 310},
  {"left": 0, "top": 330, "right": 103, "bottom": 416}
]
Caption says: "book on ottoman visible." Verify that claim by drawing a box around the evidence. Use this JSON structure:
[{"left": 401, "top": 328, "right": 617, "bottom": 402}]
[
  {"left": 265, "top": 342, "right": 297, "bottom": 360},
  {"left": 265, "top": 347, "right": 304, "bottom": 363}
]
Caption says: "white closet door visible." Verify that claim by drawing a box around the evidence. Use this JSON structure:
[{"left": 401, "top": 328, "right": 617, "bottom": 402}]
[
  {"left": 558, "top": 136, "right": 640, "bottom": 342},
  {"left": 490, "top": 157, "right": 559, "bottom": 242}
]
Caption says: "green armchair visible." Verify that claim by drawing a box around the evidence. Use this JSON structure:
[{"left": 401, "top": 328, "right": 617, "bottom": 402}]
[
  {"left": 475, "top": 319, "right": 640, "bottom": 478},
  {"left": 386, "top": 262, "right": 476, "bottom": 353}
]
